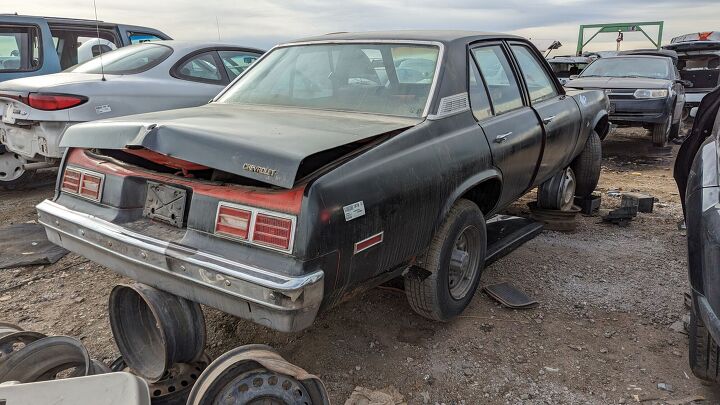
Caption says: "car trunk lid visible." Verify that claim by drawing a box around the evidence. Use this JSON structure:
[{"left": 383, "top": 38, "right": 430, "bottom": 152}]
[{"left": 60, "top": 103, "right": 419, "bottom": 189}]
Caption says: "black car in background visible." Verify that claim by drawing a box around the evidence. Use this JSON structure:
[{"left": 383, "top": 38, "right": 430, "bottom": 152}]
[
  {"left": 566, "top": 55, "right": 687, "bottom": 147},
  {"left": 674, "top": 85, "right": 720, "bottom": 383}
]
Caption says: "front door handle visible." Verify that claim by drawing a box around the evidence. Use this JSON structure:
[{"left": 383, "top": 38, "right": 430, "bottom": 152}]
[
  {"left": 542, "top": 115, "right": 557, "bottom": 125},
  {"left": 494, "top": 132, "right": 512, "bottom": 143}
]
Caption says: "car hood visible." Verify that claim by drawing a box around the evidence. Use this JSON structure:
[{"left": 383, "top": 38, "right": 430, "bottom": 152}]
[
  {"left": 565, "top": 76, "right": 671, "bottom": 89},
  {"left": 0, "top": 72, "right": 119, "bottom": 94},
  {"left": 60, "top": 103, "right": 420, "bottom": 189}
]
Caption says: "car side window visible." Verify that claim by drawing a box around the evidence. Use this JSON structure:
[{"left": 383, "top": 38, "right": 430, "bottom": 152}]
[
  {"left": 510, "top": 45, "right": 558, "bottom": 103},
  {"left": 128, "top": 32, "right": 164, "bottom": 44},
  {"left": 176, "top": 52, "right": 222, "bottom": 82},
  {"left": 0, "top": 25, "right": 40, "bottom": 71},
  {"left": 471, "top": 45, "right": 523, "bottom": 115},
  {"left": 468, "top": 56, "right": 492, "bottom": 121},
  {"left": 218, "top": 50, "right": 260, "bottom": 80}
]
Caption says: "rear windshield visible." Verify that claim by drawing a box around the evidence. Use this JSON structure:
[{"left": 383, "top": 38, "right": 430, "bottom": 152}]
[
  {"left": 217, "top": 43, "right": 440, "bottom": 118},
  {"left": 0, "top": 25, "right": 40, "bottom": 71},
  {"left": 580, "top": 57, "right": 671, "bottom": 79},
  {"left": 68, "top": 43, "right": 172, "bottom": 75}
]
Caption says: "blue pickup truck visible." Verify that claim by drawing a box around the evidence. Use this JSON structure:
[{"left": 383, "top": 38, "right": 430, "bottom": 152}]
[{"left": 0, "top": 14, "right": 170, "bottom": 82}]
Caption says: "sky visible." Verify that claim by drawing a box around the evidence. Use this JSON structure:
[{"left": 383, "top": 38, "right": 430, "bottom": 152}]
[{"left": 14, "top": 0, "right": 720, "bottom": 54}]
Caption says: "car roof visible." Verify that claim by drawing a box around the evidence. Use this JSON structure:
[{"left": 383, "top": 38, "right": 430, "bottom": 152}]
[
  {"left": 286, "top": 30, "right": 525, "bottom": 46},
  {"left": 147, "top": 40, "right": 264, "bottom": 54}
]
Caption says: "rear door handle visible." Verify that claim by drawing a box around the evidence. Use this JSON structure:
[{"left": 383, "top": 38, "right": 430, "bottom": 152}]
[
  {"left": 542, "top": 115, "right": 557, "bottom": 125},
  {"left": 494, "top": 132, "right": 512, "bottom": 143}
]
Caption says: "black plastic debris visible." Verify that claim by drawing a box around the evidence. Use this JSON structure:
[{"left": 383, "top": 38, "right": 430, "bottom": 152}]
[
  {"left": 0, "top": 223, "right": 68, "bottom": 269},
  {"left": 483, "top": 282, "right": 538, "bottom": 309},
  {"left": 601, "top": 197, "right": 639, "bottom": 227},
  {"left": 621, "top": 192, "right": 655, "bottom": 213},
  {"left": 574, "top": 194, "right": 601, "bottom": 215}
]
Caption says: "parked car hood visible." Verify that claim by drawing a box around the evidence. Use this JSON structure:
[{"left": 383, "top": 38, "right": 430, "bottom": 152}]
[
  {"left": 565, "top": 76, "right": 671, "bottom": 89},
  {"left": 0, "top": 72, "right": 118, "bottom": 94},
  {"left": 60, "top": 103, "right": 420, "bottom": 189}
]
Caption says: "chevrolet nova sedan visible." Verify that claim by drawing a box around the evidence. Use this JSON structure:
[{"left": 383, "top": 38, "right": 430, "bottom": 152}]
[{"left": 37, "top": 31, "right": 609, "bottom": 332}]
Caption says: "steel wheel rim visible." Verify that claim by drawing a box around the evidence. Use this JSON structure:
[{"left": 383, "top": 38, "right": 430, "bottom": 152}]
[
  {"left": 560, "top": 169, "right": 576, "bottom": 211},
  {"left": 448, "top": 225, "right": 482, "bottom": 300},
  {"left": 215, "top": 369, "right": 311, "bottom": 405},
  {"left": 0, "top": 149, "right": 25, "bottom": 181}
]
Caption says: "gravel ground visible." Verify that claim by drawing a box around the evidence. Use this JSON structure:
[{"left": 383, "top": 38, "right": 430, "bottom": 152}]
[{"left": 1, "top": 128, "right": 719, "bottom": 404}]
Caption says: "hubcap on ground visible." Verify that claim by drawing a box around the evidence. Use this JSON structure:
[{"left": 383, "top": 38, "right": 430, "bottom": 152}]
[
  {"left": 215, "top": 368, "right": 312, "bottom": 405},
  {"left": 0, "top": 149, "right": 26, "bottom": 182},
  {"left": 448, "top": 225, "right": 482, "bottom": 300},
  {"left": 559, "top": 169, "right": 576, "bottom": 211}
]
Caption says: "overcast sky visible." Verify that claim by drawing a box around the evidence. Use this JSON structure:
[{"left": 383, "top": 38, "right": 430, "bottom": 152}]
[{"left": 14, "top": 0, "right": 720, "bottom": 53}]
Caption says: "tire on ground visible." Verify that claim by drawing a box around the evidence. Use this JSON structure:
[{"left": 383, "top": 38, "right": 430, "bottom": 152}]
[
  {"left": 571, "top": 130, "right": 602, "bottom": 198},
  {"left": 652, "top": 115, "right": 671, "bottom": 147},
  {"left": 689, "top": 309, "right": 720, "bottom": 383},
  {"left": 404, "top": 199, "right": 486, "bottom": 321}
]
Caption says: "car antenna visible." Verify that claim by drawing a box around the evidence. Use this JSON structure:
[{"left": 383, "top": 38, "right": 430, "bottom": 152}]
[
  {"left": 93, "top": 0, "right": 106, "bottom": 81},
  {"left": 215, "top": 16, "right": 221, "bottom": 41}
]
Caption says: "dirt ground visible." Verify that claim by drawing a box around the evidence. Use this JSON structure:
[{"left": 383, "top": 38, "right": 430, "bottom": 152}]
[{"left": 1, "top": 128, "right": 719, "bottom": 404}]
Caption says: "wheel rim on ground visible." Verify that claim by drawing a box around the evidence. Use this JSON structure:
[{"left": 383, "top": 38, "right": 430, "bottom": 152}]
[
  {"left": 448, "top": 225, "right": 482, "bottom": 300},
  {"left": 559, "top": 168, "right": 576, "bottom": 211},
  {"left": 213, "top": 368, "right": 312, "bottom": 405},
  {"left": 0, "top": 149, "right": 26, "bottom": 182}
]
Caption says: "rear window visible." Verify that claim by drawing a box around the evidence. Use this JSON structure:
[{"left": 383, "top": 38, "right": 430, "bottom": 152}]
[
  {"left": 0, "top": 25, "right": 40, "bottom": 71},
  {"left": 68, "top": 43, "right": 172, "bottom": 75},
  {"left": 679, "top": 55, "right": 720, "bottom": 70}
]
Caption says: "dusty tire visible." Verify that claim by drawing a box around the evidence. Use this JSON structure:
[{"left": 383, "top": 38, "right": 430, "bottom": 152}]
[
  {"left": 571, "top": 131, "right": 602, "bottom": 198},
  {"left": 652, "top": 116, "right": 671, "bottom": 147},
  {"left": 404, "top": 199, "right": 486, "bottom": 321},
  {"left": 537, "top": 167, "right": 576, "bottom": 211},
  {"left": 689, "top": 309, "right": 720, "bottom": 383}
]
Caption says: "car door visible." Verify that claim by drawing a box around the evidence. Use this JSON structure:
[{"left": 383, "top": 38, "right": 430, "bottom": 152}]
[
  {"left": 469, "top": 43, "right": 543, "bottom": 208},
  {"left": 508, "top": 42, "right": 582, "bottom": 183}
]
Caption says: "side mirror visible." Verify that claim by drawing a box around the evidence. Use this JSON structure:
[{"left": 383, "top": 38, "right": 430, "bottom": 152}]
[
  {"left": 569, "top": 75, "right": 579, "bottom": 80},
  {"left": 690, "top": 107, "right": 699, "bottom": 118},
  {"left": 677, "top": 79, "right": 693, "bottom": 88}
]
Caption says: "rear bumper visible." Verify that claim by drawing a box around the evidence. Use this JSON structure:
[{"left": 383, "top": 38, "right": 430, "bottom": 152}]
[
  {"left": 0, "top": 121, "right": 76, "bottom": 161},
  {"left": 36, "top": 199, "right": 324, "bottom": 332}
]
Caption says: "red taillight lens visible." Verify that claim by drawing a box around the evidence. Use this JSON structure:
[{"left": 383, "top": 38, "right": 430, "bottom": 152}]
[
  {"left": 253, "top": 213, "right": 293, "bottom": 250},
  {"left": 215, "top": 205, "right": 252, "bottom": 240},
  {"left": 61, "top": 167, "right": 103, "bottom": 201},
  {"left": 61, "top": 168, "right": 81, "bottom": 194},
  {"left": 28, "top": 93, "right": 87, "bottom": 111},
  {"left": 79, "top": 172, "right": 103, "bottom": 201}
]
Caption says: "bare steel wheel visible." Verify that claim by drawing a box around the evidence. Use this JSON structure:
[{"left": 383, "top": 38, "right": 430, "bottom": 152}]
[
  {"left": 538, "top": 167, "right": 576, "bottom": 211},
  {"left": 0, "top": 147, "right": 32, "bottom": 190},
  {"left": 448, "top": 225, "right": 483, "bottom": 300}
]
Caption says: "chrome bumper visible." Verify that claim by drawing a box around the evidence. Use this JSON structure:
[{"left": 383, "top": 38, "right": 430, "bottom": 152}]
[{"left": 36, "top": 200, "right": 324, "bottom": 332}]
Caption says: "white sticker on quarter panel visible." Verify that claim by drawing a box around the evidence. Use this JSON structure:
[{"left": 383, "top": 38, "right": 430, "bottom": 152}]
[
  {"left": 343, "top": 201, "right": 365, "bottom": 221},
  {"left": 95, "top": 105, "right": 112, "bottom": 114}
]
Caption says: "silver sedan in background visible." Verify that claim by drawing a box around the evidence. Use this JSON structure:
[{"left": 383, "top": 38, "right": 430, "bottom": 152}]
[{"left": 0, "top": 40, "right": 263, "bottom": 188}]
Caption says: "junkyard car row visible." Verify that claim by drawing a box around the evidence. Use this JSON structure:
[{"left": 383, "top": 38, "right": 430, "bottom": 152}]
[{"left": 1, "top": 10, "right": 720, "bottom": 402}]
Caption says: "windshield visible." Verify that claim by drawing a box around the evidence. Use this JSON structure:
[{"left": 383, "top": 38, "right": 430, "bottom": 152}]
[
  {"left": 217, "top": 43, "right": 440, "bottom": 118},
  {"left": 580, "top": 57, "right": 670, "bottom": 79},
  {"left": 68, "top": 43, "right": 172, "bottom": 75}
]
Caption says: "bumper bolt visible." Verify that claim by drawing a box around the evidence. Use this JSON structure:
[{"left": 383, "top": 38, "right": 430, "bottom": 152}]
[
  {"left": 140, "top": 252, "right": 147, "bottom": 259},
  {"left": 80, "top": 230, "right": 85, "bottom": 236},
  {"left": 180, "top": 265, "right": 186, "bottom": 272},
  {"left": 224, "top": 280, "right": 231, "bottom": 286}
]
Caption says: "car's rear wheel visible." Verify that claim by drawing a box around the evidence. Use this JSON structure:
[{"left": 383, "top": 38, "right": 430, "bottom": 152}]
[
  {"left": 537, "top": 167, "right": 576, "bottom": 211},
  {"left": 0, "top": 147, "right": 32, "bottom": 190},
  {"left": 571, "top": 130, "right": 602, "bottom": 198},
  {"left": 652, "top": 114, "right": 672, "bottom": 147},
  {"left": 689, "top": 308, "right": 720, "bottom": 383},
  {"left": 404, "top": 199, "right": 486, "bottom": 321}
]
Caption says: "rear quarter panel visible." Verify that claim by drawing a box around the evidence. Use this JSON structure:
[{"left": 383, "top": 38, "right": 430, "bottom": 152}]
[
  {"left": 566, "top": 89, "right": 609, "bottom": 158},
  {"left": 300, "top": 112, "right": 497, "bottom": 306}
]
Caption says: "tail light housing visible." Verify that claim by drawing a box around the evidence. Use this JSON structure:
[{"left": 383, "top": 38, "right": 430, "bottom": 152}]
[
  {"left": 61, "top": 167, "right": 104, "bottom": 202},
  {"left": 214, "top": 202, "right": 296, "bottom": 253},
  {"left": 27, "top": 93, "right": 87, "bottom": 111}
]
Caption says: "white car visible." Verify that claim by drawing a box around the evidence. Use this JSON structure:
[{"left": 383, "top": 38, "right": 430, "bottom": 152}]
[{"left": 0, "top": 40, "right": 263, "bottom": 188}]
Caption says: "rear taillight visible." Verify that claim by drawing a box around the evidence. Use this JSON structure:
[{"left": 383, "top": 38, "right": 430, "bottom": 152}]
[
  {"left": 61, "top": 168, "right": 81, "bottom": 194},
  {"left": 215, "top": 205, "right": 252, "bottom": 240},
  {"left": 28, "top": 93, "right": 87, "bottom": 111},
  {"left": 253, "top": 213, "right": 293, "bottom": 250},
  {"left": 214, "top": 202, "right": 296, "bottom": 253},
  {"left": 61, "top": 167, "right": 104, "bottom": 202}
]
